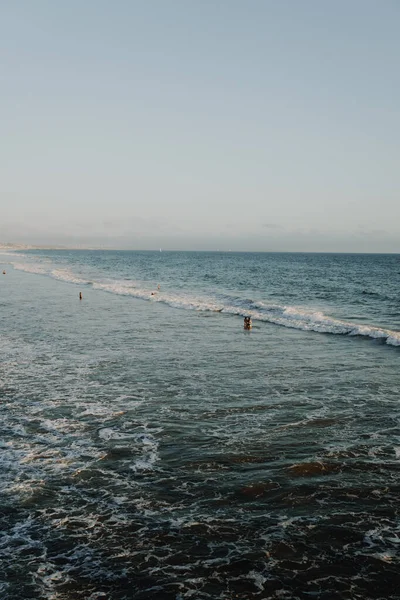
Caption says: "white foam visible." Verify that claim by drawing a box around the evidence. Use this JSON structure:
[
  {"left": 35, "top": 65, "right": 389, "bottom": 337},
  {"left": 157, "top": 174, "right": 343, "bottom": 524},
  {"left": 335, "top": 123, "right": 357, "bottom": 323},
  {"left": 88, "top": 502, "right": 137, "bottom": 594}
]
[
  {"left": 130, "top": 433, "right": 160, "bottom": 472},
  {"left": 98, "top": 428, "right": 134, "bottom": 441},
  {"left": 0, "top": 250, "right": 24, "bottom": 257},
  {"left": 249, "top": 301, "right": 400, "bottom": 346},
  {"left": 247, "top": 570, "right": 267, "bottom": 591},
  {"left": 13, "top": 262, "right": 48, "bottom": 275},
  {"left": 50, "top": 269, "right": 90, "bottom": 285},
  {"left": 11, "top": 262, "right": 90, "bottom": 285}
]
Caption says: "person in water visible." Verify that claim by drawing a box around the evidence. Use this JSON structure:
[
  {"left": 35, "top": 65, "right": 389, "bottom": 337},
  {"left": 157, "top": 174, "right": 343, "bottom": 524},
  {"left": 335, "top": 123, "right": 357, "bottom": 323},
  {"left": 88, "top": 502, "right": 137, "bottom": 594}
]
[
  {"left": 79, "top": 292, "right": 83, "bottom": 300},
  {"left": 244, "top": 316, "right": 252, "bottom": 330}
]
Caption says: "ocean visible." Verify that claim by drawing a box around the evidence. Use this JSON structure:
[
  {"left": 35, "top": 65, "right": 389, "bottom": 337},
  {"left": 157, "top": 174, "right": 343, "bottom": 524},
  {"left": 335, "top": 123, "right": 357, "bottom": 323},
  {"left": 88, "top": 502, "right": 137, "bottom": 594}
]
[{"left": 0, "top": 249, "right": 399, "bottom": 600}]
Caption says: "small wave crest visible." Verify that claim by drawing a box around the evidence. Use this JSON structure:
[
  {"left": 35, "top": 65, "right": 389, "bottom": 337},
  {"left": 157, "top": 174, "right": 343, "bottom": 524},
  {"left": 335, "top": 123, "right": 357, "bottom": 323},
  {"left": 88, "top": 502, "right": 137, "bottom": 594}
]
[
  {"left": 13, "top": 262, "right": 48, "bottom": 276},
  {"left": 13, "top": 263, "right": 91, "bottom": 286},
  {"left": 251, "top": 301, "right": 400, "bottom": 346}
]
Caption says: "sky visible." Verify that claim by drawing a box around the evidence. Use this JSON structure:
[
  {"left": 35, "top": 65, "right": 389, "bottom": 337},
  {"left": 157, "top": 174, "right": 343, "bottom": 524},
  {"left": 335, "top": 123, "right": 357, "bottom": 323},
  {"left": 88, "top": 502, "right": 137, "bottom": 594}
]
[{"left": 1, "top": 0, "right": 399, "bottom": 252}]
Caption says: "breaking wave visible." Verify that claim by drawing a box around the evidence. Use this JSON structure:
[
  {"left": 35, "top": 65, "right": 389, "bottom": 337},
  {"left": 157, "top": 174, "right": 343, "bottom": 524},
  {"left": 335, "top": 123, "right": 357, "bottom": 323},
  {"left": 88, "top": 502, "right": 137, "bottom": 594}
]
[
  {"left": 8, "top": 259, "right": 400, "bottom": 347},
  {"left": 12, "top": 263, "right": 91, "bottom": 286}
]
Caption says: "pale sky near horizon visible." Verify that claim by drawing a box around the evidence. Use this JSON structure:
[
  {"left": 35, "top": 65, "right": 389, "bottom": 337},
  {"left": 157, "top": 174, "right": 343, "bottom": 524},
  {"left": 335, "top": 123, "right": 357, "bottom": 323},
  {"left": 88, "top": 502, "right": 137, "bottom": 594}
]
[{"left": 1, "top": 1, "right": 399, "bottom": 251}]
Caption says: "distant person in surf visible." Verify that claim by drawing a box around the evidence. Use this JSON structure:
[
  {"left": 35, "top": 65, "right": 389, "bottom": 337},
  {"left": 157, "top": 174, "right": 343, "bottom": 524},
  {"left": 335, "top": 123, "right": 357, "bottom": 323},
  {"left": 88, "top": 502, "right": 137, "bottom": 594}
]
[
  {"left": 2, "top": 270, "right": 5, "bottom": 275},
  {"left": 244, "top": 316, "right": 252, "bottom": 330},
  {"left": 157, "top": 284, "right": 160, "bottom": 290},
  {"left": 79, "top": 292, "right": 83, "bottom": 300}
]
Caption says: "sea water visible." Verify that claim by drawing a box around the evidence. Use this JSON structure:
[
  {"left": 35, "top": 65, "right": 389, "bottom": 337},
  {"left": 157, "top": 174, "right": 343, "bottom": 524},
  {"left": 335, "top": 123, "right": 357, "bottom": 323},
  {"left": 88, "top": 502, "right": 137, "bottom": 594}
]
[{"left": 0, "top": 250, "right": 399, "bottom": 599}]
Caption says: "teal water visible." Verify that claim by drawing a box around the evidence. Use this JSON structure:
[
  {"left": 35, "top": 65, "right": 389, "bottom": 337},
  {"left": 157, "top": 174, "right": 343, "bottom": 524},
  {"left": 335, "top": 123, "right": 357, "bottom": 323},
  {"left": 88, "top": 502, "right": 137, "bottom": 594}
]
[{"left": 0, "top": 250, "right": 399, "bottom": 599}]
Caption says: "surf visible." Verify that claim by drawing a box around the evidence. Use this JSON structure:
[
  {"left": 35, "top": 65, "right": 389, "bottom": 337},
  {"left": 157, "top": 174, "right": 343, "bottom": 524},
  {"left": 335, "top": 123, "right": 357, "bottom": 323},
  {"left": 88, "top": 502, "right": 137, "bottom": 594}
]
[{"left": 6, "top": 254, "right": 400, "bottom": 347}]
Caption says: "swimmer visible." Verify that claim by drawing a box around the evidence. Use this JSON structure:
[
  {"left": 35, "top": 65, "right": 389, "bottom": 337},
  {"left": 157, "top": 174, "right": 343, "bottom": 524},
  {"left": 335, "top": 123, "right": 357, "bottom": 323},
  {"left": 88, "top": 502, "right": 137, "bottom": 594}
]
[
  {"left": 2, "top": 270, "right": 5, "bottom": 275},
  {"left": 79, "top": 292, "right": 83, "bottom": 300},
  {"left": 157, "top": 284, "right": 160, "bottom": 290},
  {"left": 244, "top": 316, "right": 252, "bottom": 330}
]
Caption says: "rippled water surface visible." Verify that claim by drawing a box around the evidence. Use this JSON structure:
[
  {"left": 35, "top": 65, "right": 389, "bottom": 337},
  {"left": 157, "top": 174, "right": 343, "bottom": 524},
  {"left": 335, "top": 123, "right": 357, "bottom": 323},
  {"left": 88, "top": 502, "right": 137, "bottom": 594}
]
[{"left": 0, "top": 250, "right": 399, "bottom": 599}]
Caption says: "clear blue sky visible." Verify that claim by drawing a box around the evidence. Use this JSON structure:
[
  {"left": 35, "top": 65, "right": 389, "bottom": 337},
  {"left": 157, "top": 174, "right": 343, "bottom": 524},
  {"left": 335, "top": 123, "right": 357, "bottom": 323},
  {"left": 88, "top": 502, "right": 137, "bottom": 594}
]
[{"left": 1, "top": 0, "right": 399, "bottom": 251}]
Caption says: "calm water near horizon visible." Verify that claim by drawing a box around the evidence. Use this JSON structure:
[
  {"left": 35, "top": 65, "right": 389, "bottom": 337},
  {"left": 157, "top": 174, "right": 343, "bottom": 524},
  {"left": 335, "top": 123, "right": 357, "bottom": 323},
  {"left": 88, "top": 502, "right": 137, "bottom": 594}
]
[{"left": 0, "top": 250, "right": 399, "bottom": 599}]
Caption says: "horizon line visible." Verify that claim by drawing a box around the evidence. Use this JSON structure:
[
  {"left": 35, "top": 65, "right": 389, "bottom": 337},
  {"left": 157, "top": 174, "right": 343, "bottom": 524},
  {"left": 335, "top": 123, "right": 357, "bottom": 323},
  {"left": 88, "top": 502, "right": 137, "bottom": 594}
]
[{"left": 1, "top": 244, "right": 399, "bottom": 255}]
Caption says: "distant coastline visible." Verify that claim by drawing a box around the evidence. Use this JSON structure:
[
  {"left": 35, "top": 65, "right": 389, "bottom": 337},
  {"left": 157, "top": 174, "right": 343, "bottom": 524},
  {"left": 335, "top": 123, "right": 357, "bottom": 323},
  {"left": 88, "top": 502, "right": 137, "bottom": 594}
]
[
  {"left": 0, "top": 243, "right": 398, "bottom": 254},
  {"left": 0, "top": 243, "right": 99, "bottom": 251}
]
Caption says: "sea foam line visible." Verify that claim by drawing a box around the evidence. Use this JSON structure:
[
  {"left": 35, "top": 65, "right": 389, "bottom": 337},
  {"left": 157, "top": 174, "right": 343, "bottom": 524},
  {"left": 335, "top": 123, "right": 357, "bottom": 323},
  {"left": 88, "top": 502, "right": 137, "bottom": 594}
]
[
  {"left": 9, "top": 261, "right": 400, "bottom": 347},
  {"left": 12, "top": 263, "right": 91, "bottom": 285}
]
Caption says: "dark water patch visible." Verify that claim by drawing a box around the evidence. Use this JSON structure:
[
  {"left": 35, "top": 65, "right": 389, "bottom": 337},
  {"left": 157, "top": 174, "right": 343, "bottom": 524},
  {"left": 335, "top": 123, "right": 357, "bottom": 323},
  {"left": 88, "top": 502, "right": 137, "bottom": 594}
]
[
  {"left": 307, "top": 417, "right": 344, "bottom": 427},
  {"left": 287, "top": 461, "right": 341, "bottom": 477},
  {"left": 239, "top": 481, "right": 281, "bottom": 498},
  {"left": 288, "top": 459, "right": 400, "bottom": 479}
]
